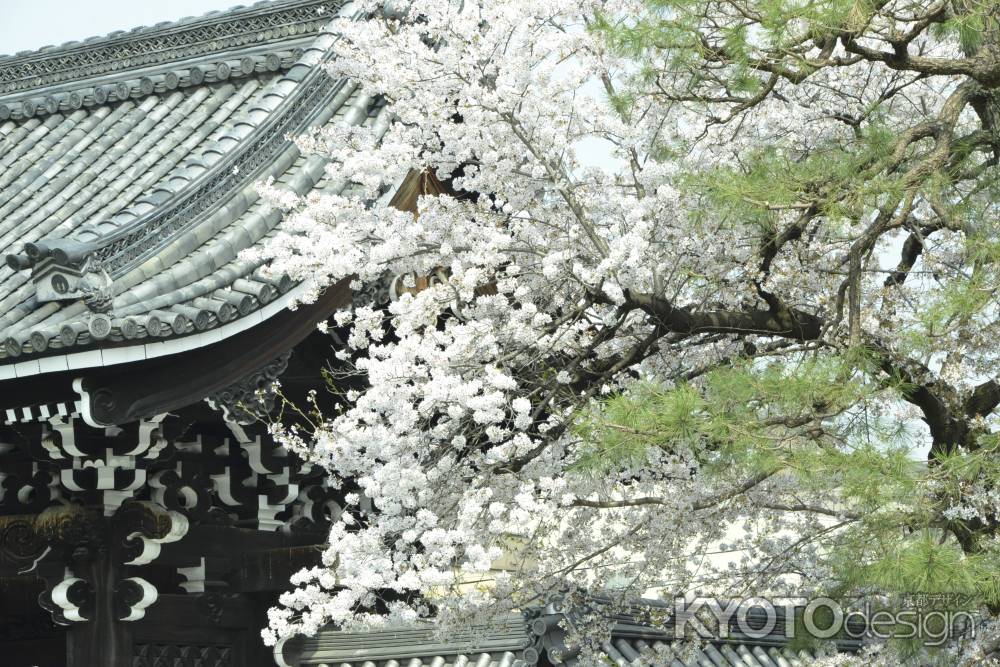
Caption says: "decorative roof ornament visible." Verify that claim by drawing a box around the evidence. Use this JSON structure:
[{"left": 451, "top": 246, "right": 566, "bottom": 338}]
[
  {"left": 205, "top": 351, "right": 292, "bottom": 425},
  {"left": 78, "top": 260, "right": 115, "bottom": 315},
  {"left": 351, "top": 271, "right": 395, "bottom": 310},
  {"left": 380, "top": 0, "right": 414, "bottom": 21},
  {"left": 5, "top": 239, "right": 106, "bottom": 306}
]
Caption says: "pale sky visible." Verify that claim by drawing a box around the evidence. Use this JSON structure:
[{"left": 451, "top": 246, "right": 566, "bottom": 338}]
[{"left": 0, "top": 0, "right": 245, "bottom": 56}]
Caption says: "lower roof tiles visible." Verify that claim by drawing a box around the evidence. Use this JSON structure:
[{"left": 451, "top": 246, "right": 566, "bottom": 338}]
[{"left": 278, "top": 606, "right": 832, "bottom": 667}]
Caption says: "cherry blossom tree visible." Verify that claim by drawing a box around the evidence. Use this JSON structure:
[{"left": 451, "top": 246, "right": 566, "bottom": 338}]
[{"left": 255, "top": 0, "right": 1000, "bottom": 662}]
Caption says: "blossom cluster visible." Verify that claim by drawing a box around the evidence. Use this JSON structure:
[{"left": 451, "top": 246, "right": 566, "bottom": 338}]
[{"left": 252, "top": 0, "right": 1000, "bottom": 658}]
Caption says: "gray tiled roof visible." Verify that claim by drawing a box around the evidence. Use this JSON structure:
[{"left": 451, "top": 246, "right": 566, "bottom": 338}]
[
  {"left": 285, "top": 616, "right": 534, "bottom": 667},
  {"left": 0, "top": 0, "right": 388, "bottom": 378},
  {"left": 278, "top": 609, "right": 827, "bottom": 667},
  {"left": 0, "top": 0, "right": 345, "bottom": 119},
  {"left": 292, "top": 638, "right": 819, "bottom": 667}
]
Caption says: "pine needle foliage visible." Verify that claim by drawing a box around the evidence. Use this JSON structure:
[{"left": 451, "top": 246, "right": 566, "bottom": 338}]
[{"left": 574, "top": 349, "right": 1000, "bottom": 627}]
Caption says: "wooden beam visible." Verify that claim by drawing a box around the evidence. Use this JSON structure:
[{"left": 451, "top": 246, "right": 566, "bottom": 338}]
[
  {"left": 135, "top": 593, "right": 254, "bottom": 629},
  {"left": 157, "top": 526, "right": 324, "bottom": 563},
  {"left": 232, "top": 545, "right": 324, "bottom": 592}
]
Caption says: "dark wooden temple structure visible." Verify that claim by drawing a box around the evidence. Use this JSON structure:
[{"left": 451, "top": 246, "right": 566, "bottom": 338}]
[{"left": 0, "top": 1, "right": 407, "bottom": 664}]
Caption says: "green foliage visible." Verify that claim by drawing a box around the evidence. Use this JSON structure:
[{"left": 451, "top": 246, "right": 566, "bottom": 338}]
[
  {"left": 582, "top": 0, "right": 1000, "bottom": 640},
  {"left": 592, "top": 1, "right": 882, "bottom": 65},
  {"left": 793, "top": 441, "right": 924, "bottom": 513},
  {"left": 930, "top": 13, "right": 986, "bottom": 54},
  {"left": 572, "top": 381, "right": 706, "bottom": 471},
  {"left": 571, "top": 352, "right": 877, "bottom": 475},
  {"left": 608, "top": 90, "right": 638, "bottom": 118},
  {"left": 683, "top": 120, "right": 904, "bottom": 231},
  {"left": 822, "top": 525, "right": 1000, "bottom": 628},
  {"left": 573, "top": 350, "right": 1000, "bottom": 614},
  {"left": 896, "top": 226, "right": 1000, "bottom": 358}
]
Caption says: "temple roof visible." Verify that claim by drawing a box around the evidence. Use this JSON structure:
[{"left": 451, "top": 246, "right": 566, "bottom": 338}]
[
  {"left": 0, "top": 0, "right": 388, "bottom": 397},
  {"left": 0, "top": 0, "right": 343, "bottom": 116},
  {"left": 275, "top": 598, "right": 851, "bottom": 667}
]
